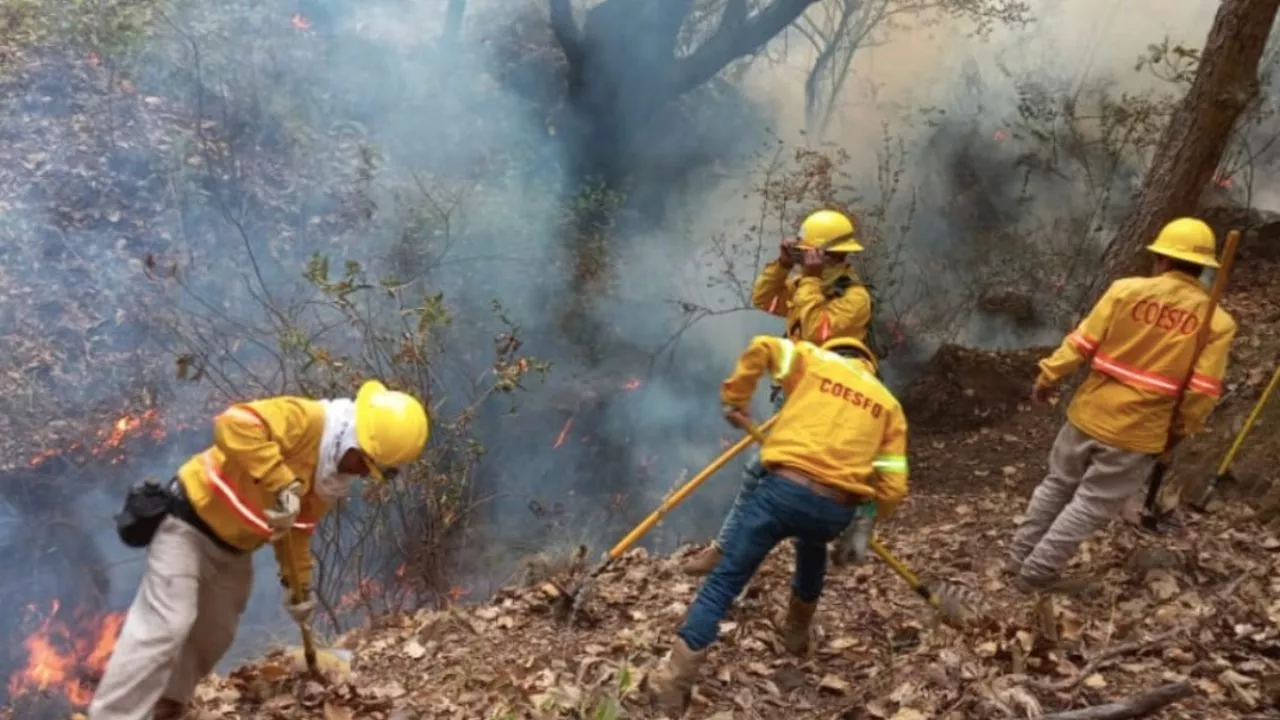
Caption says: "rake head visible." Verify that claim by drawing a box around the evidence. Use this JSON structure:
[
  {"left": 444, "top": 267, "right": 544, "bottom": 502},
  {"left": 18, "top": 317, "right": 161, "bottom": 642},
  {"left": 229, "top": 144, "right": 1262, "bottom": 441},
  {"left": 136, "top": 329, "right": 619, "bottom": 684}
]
[{"left": 927, "top": 580, "right": 988, "bottom": 627}]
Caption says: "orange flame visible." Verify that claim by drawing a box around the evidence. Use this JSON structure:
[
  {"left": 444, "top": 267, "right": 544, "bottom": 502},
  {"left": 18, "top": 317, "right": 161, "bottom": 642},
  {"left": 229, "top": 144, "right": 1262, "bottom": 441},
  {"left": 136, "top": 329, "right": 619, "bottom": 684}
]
[
  {"left": 27, "top": 409, "right": 166, "bottom": 468},
  {"left": 552, "top": 418, "right": 573, "bottom": 449},
  {"left": 7, "top": 601, "right": 125, "bottom": 708},
  {"left": 291, "top": 14, "right": 312, "bottom": 30}
]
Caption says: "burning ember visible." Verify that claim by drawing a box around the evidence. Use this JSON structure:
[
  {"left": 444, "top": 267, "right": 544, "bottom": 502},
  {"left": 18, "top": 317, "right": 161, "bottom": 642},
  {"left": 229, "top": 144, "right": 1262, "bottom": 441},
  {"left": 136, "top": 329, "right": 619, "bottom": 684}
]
[
  {"left": 7, "top": 601, "right": 124, "bottom": 708},
  {"left": 552, "top": 418, "right": 574, "bottom": 449},
  {"left": 993, "top": 129, "right": 1009, "bottom": 142},
  {"left": 1214, "top": 173, "right": 1233, "bottom": 189},
  {"left": 26, "top": 409, "right": 165, "bottom": 468},
  {"left": 291, "top": 14, "right": 312, "bottom": 31},
  {"left": 622, "top": 378, "right": 641, "bottom": 391}
]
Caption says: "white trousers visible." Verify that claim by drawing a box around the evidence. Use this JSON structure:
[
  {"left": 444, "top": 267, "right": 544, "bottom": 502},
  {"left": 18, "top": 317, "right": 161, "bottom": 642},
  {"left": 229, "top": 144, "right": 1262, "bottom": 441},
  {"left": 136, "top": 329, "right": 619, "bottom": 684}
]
[{"left": 89, "top": 516, "right": 252, "bottom": 720}]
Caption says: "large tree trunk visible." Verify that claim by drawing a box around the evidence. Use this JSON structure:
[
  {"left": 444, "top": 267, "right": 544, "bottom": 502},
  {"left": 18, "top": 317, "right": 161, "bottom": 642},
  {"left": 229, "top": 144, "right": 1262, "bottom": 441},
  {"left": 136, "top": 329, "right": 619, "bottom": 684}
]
[
  {"left": 1088, "top": 0, "right": 1280, "bottom": 302},
  {"left": 546, "top": 0, "right": 818, "bottom": 363}
]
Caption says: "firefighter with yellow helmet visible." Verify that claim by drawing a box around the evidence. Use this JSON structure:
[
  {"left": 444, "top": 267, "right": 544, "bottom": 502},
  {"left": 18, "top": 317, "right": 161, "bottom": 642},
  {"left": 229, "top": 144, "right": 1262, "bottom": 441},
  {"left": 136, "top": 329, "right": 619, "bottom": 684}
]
[
  {"left": 90, "top": 381, "right": 430, "bottom": 720},
  {"left": 684, "top": 209, "right": 876, "bottom": 575},
  {"left": 1009, "top": 218, "right": 1236, "bottom": 593},
  {"left": 649, "top": 334, "right": 908, "bottom": 715}
]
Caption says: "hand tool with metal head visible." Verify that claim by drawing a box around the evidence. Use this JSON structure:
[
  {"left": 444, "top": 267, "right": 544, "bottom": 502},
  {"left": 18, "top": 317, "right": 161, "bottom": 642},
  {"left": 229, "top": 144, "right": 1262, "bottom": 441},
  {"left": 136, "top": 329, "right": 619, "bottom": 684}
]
[
  {"left": 282, "top": 532, "right": 352, "bottom": 679},
  {"left": 552, "top": 415, "right": 781, "bottom": 620},
  {"left": 1191, "top": 361, "right": 1279, "bottom": 511}
]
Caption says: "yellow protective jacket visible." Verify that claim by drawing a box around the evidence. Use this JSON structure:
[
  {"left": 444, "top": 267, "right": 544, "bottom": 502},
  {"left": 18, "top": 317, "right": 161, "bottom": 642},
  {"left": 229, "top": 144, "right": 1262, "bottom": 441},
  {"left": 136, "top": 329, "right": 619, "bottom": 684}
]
[
  {"left": 1037, "top": 271, "right": 1237, "bottom": 455},
  {"left": 177, "top": 397, "right": 331, "bottom": 587},
  {"left": 751, "top": 261, "right": 872, "bottom": 344},
  {"left": 722, "top": 336, "right": 909, "bottom": 516}
]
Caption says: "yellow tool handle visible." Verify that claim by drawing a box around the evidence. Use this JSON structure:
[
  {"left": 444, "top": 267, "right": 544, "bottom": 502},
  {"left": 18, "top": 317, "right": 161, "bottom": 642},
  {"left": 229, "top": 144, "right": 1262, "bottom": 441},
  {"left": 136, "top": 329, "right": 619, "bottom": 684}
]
[
  {"left": 1216, "top": 363, "right": 1280, "bottom": 474},
  {"left": 282, "top": 532, "right": 319, "bottom": 673},
  {"left": 870, "top": 538, "right": 941, "bottom": 610},
  {"left": 603, "top": 415, "right": 780, "bottom": 560}
]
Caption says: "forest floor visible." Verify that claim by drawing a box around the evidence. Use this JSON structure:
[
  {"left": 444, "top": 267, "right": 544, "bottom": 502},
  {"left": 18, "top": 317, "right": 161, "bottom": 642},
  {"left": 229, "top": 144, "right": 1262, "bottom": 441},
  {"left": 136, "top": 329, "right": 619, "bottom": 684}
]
[{"left": 186, "top": 242, "right": 1280, "bottom": 719}]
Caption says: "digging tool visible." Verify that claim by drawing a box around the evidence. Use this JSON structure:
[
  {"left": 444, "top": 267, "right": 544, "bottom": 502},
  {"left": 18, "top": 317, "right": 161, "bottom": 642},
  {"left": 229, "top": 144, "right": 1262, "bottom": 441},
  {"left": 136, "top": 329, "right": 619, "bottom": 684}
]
[
  {"left": 735, "top": 424, "right": 985, "bottom": 626},
  {"left": 869, "top": 539, "right": 985, "bottom": 626},
  {"left": 281, "top": 533, "right": 352, "bottom": 679},
  {"left": 1141, "top": 229, "right": 1241, "bottom": 533},
  {"left": 1191, "top": 361, "right": 1280, "bottom": 512},
  {"left": 552, "top": 415, "right": 781, "bottom": 620}
]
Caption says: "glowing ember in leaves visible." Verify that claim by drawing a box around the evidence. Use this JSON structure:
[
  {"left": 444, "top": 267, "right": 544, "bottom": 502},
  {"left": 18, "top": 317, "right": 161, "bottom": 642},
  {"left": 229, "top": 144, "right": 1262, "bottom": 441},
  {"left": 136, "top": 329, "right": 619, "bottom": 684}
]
[
  {"left": 993, "top": 129, "right": 1009, "bottom": 142},
  {"left": 622, "top": 378, "right": 641, "bottom": 390},
  {"left": 1215, "top": 174, "right": 1233, "bottom": 189},
  {"left": 552, "top": 418, "right": 573, "bottom": 449},
  {"left": 291, "top": 14, "right": 312, "bottom": 31},
  {"left": 7, "top": 601, "right": 125, "bottom": 708},
  {"left": 26, "top": 409, "right": 166, "bottom": 468}
]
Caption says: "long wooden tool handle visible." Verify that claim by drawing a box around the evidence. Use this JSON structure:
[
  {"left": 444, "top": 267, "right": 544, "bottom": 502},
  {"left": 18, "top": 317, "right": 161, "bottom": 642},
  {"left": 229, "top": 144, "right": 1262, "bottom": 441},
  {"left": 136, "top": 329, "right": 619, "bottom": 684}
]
[
  {"left": 1171, "top": 229, "right": 1240, "bottom": 430},
  {"left": 603, "top": 415, "right": 781, "bottom": 561}
]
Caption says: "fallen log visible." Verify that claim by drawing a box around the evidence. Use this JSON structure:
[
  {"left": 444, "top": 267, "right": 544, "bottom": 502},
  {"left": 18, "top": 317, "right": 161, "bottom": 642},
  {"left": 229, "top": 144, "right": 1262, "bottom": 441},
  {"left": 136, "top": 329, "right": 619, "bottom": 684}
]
[{"left": 1039, "top": 682, "right": 1195, "bottom": 720}]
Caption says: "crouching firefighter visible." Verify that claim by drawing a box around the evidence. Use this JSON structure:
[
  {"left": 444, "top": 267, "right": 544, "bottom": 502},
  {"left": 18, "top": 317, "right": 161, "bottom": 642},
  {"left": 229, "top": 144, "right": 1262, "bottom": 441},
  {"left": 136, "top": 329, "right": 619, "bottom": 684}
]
[
  {"left": 1009, "top": 217, "right": 1236, "bottom": 594},
  {"left": 683, "top": 209, "right": 878, "bottom": 576},
  {"left": 91, "top": 381, "right": 429, "bottom": 720},
  {"left": 649, "top": 336, "right": 909, "bottom": 716}
]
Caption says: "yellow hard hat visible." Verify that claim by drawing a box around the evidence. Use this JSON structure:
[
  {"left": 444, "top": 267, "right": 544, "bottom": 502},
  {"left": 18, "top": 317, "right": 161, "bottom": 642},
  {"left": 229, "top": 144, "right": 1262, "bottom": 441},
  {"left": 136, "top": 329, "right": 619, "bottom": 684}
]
[
  {"left": 1146, "top": 218, "right": 1219, "bottom": 268},
  {"left": 798, "top": 210, "right": 863, "bottom": 253},
  {"left": 355, "top": 380, "right": 429, "bottom": 481},
  {"left": 821, "top": 337, "right": 878, "bottom": 371}
]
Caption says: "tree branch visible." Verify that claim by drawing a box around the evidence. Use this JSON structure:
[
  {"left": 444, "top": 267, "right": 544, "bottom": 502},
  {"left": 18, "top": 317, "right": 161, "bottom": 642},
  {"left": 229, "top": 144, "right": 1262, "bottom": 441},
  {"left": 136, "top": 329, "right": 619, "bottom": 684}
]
[
  {"left": 671, "top": 0, "right": 819, "bottom": 98},
  {"left": 1039, "top": 682, "right": 1194, "bottom": 720}
]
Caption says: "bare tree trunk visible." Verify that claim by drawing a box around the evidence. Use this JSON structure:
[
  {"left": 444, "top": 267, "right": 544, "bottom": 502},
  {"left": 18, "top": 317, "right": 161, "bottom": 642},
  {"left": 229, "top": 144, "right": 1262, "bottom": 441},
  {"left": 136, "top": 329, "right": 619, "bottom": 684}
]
[{"left": 1087, "top": 0, "right": 1280, "bottom": 304}]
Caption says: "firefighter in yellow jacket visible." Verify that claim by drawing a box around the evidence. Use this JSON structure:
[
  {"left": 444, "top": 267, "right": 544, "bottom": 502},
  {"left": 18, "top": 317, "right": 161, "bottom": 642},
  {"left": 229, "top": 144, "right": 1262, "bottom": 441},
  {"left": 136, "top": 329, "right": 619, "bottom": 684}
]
[
  {"left": 683, "top": 210, "right": 875, "bottom": 575},
  {"left": 89, "top": 381, "right": 429, "bottom": 720},
  {"left": 1009, "top": 218, "right": 1236, "bottom": 593},
  {"left": 650, "top": 335, "right": 908, "bottom": 715}
]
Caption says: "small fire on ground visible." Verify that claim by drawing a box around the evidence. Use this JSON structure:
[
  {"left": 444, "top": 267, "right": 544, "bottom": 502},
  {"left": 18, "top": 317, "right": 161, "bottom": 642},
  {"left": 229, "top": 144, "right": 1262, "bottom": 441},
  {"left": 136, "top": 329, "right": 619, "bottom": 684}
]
[
  {"left": 7, "top": 601, "right": 125, "bottom": 708},
  {"left": 26, "top": 408, "right": 166, "bottom": 469},
  {"left": 551, "top": 379, "right": 643, "bottom": 448}
]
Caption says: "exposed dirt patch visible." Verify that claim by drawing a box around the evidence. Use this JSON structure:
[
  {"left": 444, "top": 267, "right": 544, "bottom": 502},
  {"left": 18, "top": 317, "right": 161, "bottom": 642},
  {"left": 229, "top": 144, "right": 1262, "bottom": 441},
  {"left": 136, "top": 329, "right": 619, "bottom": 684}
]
[{"left": 900, "top": 344, "right": 1049, "bottom": 435}]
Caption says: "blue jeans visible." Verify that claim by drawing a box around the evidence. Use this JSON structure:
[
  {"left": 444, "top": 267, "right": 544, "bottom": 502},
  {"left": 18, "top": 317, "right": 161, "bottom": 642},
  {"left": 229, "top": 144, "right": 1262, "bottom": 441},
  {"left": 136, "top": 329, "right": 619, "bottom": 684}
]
[
  {"left": 713, "top": 389, "right": 784, "bottom": 549},
  {"left": 679, "top": 474, "right": 856, "bottom": 651}
]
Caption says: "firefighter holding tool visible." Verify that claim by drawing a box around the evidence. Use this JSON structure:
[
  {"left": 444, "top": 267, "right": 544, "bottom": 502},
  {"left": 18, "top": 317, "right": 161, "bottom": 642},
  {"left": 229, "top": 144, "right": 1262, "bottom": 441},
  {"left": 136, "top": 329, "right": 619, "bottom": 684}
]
[
  {"left": 1008, "top": 218, "right": 1236, "bottom": 594},
  {"left": 649, "top": 335, "right": 909, "bottom": 716},
  {"left": 683, "top": 209, "right": 877, "bottom": 576},
  {"left": 90, "top": 381, "right": 429, "bottom": 720}
]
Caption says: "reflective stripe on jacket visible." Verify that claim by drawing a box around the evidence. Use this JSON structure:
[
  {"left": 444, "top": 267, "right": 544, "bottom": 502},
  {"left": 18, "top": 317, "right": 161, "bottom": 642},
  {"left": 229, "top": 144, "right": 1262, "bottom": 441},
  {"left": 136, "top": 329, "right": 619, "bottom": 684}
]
[
  {"left": 177, "top": 397, "right": 331, "bottom": 587},
  {"left": 722, "top": 336, "right": 909, "bottom": 517},
  {"left": 751, "top": 261, "right": 872, "bottom": 345},
  {"left": 1037, "top": 271, "right": 1237, "bottom": 454}
]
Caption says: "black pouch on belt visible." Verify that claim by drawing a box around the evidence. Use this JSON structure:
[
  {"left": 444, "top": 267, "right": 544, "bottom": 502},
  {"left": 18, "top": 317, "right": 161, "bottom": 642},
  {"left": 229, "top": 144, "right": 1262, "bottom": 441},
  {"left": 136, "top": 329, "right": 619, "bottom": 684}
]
[{"left": 114, "top": 479, "right": 172, "bottom": 548}]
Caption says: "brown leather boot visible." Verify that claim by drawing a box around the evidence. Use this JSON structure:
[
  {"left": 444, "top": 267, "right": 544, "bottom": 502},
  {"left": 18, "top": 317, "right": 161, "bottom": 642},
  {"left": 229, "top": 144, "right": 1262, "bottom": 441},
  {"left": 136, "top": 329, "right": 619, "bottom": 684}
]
[
  {"left": 1013, "top": 572, "right": 1095, "bottom": 597},
  {"left": 774, "top": 592, "right": 818, "bottom": 656},
  {"left": 648, "top": 637, "right": 707, "bottom": 717},
  {"left": 681, "top": 544, "right": 722, "bottom": 576}
]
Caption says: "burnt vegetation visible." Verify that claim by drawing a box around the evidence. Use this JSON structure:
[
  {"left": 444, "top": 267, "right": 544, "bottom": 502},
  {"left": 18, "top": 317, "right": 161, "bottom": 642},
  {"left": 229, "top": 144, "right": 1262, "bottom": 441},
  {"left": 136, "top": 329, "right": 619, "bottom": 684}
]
[{"left": 1, "top": 0, "right": 1279, "bottom": 717}]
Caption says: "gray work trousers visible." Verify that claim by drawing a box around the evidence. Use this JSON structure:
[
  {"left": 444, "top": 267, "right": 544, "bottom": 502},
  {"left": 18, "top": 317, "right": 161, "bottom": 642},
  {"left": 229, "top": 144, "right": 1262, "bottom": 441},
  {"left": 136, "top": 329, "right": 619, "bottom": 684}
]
[
  {"left": 1009, "top": 423, "right": 1155, "bottom": 582},
  {"left": 89, "top": 516, "right": 253, "bottom": 720}
]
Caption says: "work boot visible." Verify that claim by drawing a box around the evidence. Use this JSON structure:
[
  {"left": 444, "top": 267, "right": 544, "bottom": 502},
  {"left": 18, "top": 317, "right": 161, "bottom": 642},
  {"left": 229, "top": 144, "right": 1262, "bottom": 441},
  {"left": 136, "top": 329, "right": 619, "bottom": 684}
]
[
  {"left": 681, "top": 544, "right": 722, "bottom": 576},
  {"left": 1013, "top": 572, "right": 1095, "bottom": 597},
  {"left": 773, "top": 592, "right": 818, "bottom": 656},
  {"left": 648, "top": 637, "right": 706, "bottom": 717}
]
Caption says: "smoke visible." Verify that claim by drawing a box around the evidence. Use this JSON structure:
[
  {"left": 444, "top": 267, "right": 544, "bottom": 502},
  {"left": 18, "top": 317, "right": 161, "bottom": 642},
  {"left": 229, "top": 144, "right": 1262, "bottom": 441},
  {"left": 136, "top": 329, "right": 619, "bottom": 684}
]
[{"left": 0, "top": 0, "right": 1267, "bottom": 710}]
